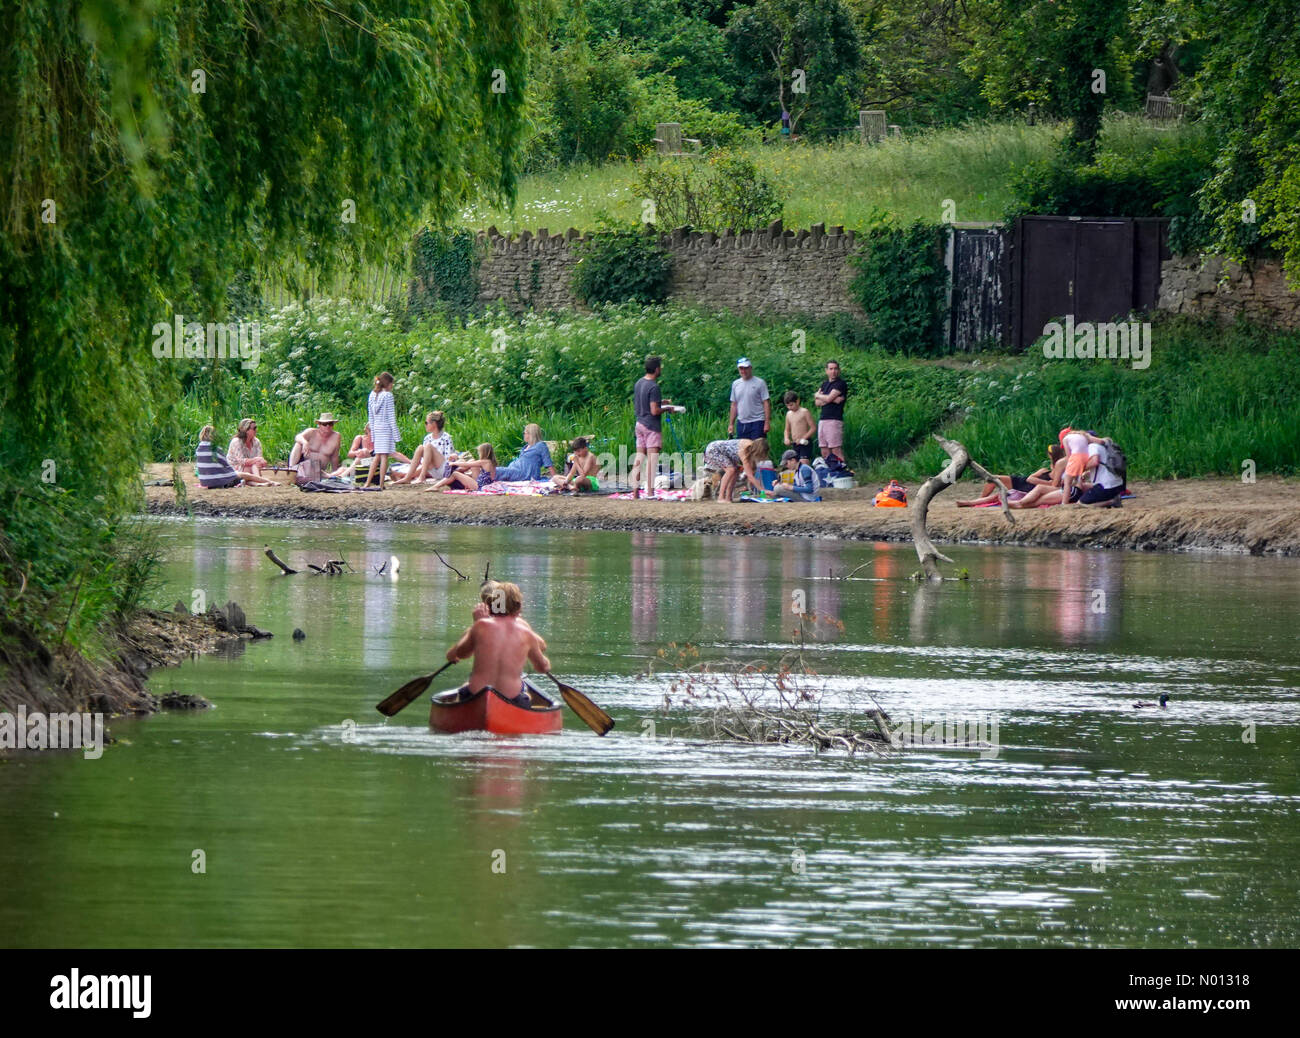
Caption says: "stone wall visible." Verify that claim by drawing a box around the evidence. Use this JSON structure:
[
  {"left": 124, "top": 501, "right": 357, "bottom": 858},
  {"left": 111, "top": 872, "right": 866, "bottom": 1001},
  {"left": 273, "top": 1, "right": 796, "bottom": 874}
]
[
  {"left": 457, "top": 222, "right": 864, "bottom": 318},
  {"left": 1158, "top": 255, "right": 1300, "bottom": 330}
]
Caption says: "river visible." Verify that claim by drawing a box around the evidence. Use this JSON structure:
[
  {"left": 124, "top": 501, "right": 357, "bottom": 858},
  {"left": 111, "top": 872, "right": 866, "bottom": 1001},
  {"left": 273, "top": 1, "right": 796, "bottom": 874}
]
[{"left": 2, "top": 518, "right": 1298, "bottom": 947}]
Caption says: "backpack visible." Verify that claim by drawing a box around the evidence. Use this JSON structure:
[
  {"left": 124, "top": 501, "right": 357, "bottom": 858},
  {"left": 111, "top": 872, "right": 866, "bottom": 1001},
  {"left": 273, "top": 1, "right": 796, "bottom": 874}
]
[
  {"left": 874, "top": 480, "right": 907, "bottom": 507},
  {"left": 1098, "top": 441, "right": 1127, "bottom": 485}
]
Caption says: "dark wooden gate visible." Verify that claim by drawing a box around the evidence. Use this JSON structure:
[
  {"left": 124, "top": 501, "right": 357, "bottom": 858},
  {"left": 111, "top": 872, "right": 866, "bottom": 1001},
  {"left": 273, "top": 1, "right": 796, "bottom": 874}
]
[
  {"left": 1011, "top": 216, "right": 1169, "bottom": 348},
  {"left": 947, "top": 225, "right": 1009, "bottom": 351}
]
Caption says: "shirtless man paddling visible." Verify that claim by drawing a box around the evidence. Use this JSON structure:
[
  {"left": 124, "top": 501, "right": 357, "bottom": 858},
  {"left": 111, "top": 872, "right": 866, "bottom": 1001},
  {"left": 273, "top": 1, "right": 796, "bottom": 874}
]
[{"left": 446, "top": 581, "right": 550, "bottom": 708}]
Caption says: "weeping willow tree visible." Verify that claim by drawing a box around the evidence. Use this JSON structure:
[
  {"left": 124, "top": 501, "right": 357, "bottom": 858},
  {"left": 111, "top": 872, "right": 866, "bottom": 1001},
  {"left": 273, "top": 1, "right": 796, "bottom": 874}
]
[{"left": 0, "top": 0, "right": 543, "bottom": 661}]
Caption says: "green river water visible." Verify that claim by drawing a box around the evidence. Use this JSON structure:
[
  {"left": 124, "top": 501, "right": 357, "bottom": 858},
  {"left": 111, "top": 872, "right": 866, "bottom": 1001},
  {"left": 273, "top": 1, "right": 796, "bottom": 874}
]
[{"left": 2, "top": 518, "right": 1298, "bottom": 948}]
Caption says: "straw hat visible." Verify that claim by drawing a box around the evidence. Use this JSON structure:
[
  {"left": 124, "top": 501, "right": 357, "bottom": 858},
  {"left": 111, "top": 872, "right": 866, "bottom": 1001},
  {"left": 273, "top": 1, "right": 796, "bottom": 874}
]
[{"left": 317, "top": 412, "right": 338, "bottom": 424}]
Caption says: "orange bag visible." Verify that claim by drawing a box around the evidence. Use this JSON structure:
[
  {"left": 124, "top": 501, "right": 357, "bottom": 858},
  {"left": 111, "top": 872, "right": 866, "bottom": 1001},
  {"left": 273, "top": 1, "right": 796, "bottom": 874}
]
[{"left": 873, "top": 480, "right": 907, "bottom": 507}]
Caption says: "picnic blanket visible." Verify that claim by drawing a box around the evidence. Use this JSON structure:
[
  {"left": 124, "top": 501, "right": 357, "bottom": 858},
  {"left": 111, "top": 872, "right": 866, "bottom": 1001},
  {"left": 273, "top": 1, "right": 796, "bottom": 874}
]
[
  {"left": 608, "top": 488, "right": 694, "bottom": 501},
  {"left": 445, "top": 480, "right": 555, "bottom": 496}
]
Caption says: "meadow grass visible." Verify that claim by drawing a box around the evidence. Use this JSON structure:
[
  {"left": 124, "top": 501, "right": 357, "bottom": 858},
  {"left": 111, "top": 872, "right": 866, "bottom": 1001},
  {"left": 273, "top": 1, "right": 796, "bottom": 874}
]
[{"left": 460, "top": 114, "right": 1206, "bottom": 233}]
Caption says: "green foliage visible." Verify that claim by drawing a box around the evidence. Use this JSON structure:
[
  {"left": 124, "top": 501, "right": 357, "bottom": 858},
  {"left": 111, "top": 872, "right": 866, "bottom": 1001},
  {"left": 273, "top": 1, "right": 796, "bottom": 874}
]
[
  {"left": 411, "top": 228, "right": 481, "bottom": 317},
  {"left": 469, "top": 116, "right": 1200, "bottom": 235},
  {"left": 1004, "top": 124, "right": 1218, "bottom": 248},
  {"left": 635, "top": 149, "right": 782, "bottom": 232},
  {"left": 0, "top": 0, "right": 542, "bottom": 655},
  {"left": 849, "top": 223, "right": 949, "bottom": 355},
  {"left": 858, "top": 316, "right": 1300, "bottom": 484},
  {"left": 726, "top": 0, "right": 863, "bottom": 135},
  {"left": 1186, "top": 0, "right": 1300, "bottom": 280},
  {"left": 571, "top": 231, "right": 674, "bottom": 305}
]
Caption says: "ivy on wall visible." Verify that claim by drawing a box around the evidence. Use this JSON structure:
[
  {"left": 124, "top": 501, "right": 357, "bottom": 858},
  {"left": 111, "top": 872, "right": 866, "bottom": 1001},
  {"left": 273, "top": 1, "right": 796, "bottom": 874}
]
[
  {"left": 849, "top": 223, "right": 949, "bottom": 355},
  {"left": 411, "top": 228, "right": 481, "bottom": 315}
]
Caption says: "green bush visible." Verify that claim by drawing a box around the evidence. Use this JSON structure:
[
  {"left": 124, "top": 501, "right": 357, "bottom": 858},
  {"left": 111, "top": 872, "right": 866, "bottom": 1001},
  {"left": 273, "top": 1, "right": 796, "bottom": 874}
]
[
  {"left": 1004, "top": 132, "right": 1221, "bottom": 253},
  {"left": 571, "top": 231, "right": 673, "bottom": 305},
  {"left": 848, "top": 222, "right": 949, "bottom": 355},
  {"left": 635, "top": 148, "right": 783, "bottom": 232}
]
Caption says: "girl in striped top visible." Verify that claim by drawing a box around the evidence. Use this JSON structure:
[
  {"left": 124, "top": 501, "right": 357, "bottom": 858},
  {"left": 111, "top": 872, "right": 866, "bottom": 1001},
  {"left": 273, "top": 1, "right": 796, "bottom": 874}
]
[{"left": 364, "top": 372, "right": 400, "bottom": 488}]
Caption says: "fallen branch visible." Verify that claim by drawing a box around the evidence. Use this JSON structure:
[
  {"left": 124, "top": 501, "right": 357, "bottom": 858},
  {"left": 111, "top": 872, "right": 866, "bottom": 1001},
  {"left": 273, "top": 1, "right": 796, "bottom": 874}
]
[
  {"left": 910, "top": 434, "right": 1014, "bottom": 581},
  {"left": 433, "top": 549, "right": 468, "bottom": 580},
  {"left": 264, "top": 547, "right": 297, "bottom": 575}
]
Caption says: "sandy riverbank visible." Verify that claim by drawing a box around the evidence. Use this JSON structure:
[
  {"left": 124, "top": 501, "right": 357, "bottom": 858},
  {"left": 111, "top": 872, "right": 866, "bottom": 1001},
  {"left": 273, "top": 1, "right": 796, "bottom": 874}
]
[{"left": 143, "top": 464, "right": 1300, "bottom": 556}]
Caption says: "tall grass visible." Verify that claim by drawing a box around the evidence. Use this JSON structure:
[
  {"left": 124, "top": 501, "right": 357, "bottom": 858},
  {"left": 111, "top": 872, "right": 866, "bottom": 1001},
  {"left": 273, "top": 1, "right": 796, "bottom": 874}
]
[
  {"left": 461, "top": 114, "right": 1206, "bottom": 232},
  {"left": 857, "top": 318, "right": 1300, "bottom": 485},
  {"left": 167, "top": 302, "right": 1300, "bottom": 484}
]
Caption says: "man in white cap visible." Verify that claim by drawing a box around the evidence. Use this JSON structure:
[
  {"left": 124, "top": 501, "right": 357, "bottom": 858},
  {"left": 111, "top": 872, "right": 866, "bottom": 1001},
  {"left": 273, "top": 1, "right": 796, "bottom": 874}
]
[{"left": 728, "top": 357, "right": 770, "bottom": 443}]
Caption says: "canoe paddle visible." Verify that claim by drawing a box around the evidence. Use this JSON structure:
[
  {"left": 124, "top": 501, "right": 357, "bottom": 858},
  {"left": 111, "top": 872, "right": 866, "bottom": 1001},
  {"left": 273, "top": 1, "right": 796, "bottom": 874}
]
[
  {"left": 547, "top": 673, "right": 615, "bottom": 735},
  {"left": 376, "top": 659, "right": 457, "bottom": 717}
]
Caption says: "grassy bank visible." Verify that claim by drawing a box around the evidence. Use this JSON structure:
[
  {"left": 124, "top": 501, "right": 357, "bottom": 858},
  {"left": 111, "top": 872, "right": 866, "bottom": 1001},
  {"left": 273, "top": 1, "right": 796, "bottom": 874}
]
[
  {"left": 456, "top": 115, "right": 1209, "bottom": 233},
  {"left": 166, "top": 302, "right": 1300, "bottom": 485}
]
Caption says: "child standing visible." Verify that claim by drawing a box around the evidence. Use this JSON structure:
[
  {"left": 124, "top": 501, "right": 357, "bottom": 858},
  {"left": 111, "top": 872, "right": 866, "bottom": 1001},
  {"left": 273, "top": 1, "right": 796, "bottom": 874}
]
[
  {"left": 365, "top": 372, "right": 400, "bottom": 488},
  {"left": 781, "top": 390, "right": 816, "bottom": 461}
]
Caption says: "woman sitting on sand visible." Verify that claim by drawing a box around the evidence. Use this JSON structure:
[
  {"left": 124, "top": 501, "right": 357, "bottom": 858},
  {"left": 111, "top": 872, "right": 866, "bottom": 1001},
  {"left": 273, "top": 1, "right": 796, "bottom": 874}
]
[
  {"left": 197, "top": 425, "right": 275, "bottom": 488},
  {"left": 427, "top": 444, "right": 498, "bottom": 492},
  {"left": 226, "top": 418, "right": 272, "bottom": 482},
  {"left": 704, "top": 437, "right": 770, "bottom": 502},
  {"left": 393, "top": 411, "right": 454, "bottom": 485},
  {"left": 957, "top": 445, "right": 1064, "bottom": 507},
  {"left": 494, "top": 423, "right": 554, "bottom": 482}
]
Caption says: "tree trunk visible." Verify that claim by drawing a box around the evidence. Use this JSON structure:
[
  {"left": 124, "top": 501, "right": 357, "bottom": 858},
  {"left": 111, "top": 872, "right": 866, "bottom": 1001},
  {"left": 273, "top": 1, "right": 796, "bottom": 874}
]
[{"left": 910, "top": 434, "right": 1014, "bottom": 581}]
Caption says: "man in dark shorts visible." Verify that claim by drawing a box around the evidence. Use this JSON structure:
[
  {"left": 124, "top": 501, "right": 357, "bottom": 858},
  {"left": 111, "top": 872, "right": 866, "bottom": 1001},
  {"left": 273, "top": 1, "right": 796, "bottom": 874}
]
[
  {"left": 813, "top": 361, "right": 848, "bottom": 464},
  {"left": 728, "top": 357, "right": 770, "bottom": 443}
]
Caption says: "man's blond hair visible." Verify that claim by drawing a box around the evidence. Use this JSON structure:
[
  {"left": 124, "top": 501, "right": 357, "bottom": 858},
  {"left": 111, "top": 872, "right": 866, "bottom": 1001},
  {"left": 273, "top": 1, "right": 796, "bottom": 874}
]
[{"left": 480, "top": 579, "right": 523, "bottom": 615}]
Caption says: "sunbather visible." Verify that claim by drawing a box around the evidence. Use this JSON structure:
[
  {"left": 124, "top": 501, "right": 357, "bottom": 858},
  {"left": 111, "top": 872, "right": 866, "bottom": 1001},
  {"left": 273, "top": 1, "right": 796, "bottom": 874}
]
[
  {"left": 393, "top": 411, "right": 453, "bottom": 485},
  {"left": 226, "top": 418, "right": 274, "bottom": 482},
  {"left": 956, "top": 445, "right": 1064, "bottom": 507}
]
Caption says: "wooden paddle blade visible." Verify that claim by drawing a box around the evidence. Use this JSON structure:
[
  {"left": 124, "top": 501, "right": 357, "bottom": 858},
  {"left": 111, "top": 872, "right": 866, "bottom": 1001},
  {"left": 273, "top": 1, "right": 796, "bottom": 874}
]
[
  {"left": 376, "top": 673, "right": 436, "bottom": 716},
  {"left": 548, "top": 675, "right": 614, "bottom": 735}
]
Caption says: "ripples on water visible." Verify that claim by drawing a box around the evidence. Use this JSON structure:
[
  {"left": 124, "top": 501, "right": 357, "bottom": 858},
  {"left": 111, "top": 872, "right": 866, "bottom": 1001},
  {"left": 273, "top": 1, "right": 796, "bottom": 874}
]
[{"left": 1, "top": 520, "right": 1297, "bottom": 948}]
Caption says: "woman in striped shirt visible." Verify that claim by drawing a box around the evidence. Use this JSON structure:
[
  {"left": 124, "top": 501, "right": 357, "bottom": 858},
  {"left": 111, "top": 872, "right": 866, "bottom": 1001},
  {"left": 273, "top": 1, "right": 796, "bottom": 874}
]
[
  {"left": 364, "top": 372, "right": 401, "bottom": 488},
  {"left": 196, "top": 425, "right": 274, "bottom": 488}
]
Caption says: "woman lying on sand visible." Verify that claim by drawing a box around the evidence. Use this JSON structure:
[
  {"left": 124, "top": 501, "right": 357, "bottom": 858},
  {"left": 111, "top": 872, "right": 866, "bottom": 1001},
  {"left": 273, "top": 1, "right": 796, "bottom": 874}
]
[{"left": 956, "top": 445, "right": 1064, "bottom": 507}]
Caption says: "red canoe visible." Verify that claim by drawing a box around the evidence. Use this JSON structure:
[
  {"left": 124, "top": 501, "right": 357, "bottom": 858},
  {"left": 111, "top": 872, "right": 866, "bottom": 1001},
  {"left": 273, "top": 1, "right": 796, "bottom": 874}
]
[{"left": 429, "top": 679, "right": 563, "bottom": 735}]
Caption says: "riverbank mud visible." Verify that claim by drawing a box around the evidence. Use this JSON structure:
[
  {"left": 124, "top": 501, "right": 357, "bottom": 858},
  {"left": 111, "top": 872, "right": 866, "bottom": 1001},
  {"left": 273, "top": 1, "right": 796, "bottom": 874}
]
[
  {"left": 144, "top": 465, "right": 1300, "bottom": 556},
  {"left": 1, "top": 606, "right": 263, "bottom": 718}
]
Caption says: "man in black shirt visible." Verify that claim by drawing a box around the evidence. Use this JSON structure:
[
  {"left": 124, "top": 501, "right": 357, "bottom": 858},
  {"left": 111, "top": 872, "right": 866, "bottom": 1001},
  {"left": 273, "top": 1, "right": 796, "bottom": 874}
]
[{"left": 813, "top": 360, "right": 848, "bottom": 464}]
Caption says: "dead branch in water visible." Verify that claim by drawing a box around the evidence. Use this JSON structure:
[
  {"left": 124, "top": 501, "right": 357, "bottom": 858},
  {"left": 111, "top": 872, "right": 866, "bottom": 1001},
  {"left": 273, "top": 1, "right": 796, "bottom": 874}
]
[
  {"left": 433, "top": 549, "right": 468, "bottom": 580},
  {"left": 264, "top": 547, "right": 297, "bottom": 575},
  {"left": 660, "top": 655, "right": 893, "bottom": 757},
  {"left": 911, "top": 434, "right": 1014, "bottom": 581}
]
